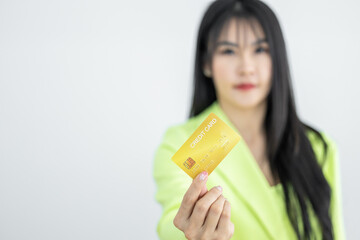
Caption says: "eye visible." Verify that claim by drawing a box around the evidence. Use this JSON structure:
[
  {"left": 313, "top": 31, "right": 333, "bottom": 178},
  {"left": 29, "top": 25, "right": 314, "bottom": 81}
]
[
  {"left": 255, "top": 46, "right": 269, "bottom": 53},
  {"left": 221, "top": 48, "right": 235, "bottom": 55}
]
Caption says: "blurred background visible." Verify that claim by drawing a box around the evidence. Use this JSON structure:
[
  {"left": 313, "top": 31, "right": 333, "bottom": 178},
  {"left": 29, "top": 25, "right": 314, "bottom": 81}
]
[{"left": 0, "top": 0, "right": 359, "bottom": 239}]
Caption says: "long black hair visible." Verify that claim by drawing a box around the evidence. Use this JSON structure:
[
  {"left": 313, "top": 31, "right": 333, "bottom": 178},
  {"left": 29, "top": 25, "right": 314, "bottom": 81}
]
[{"left": 189, "top": 0, "right": 333, "bottom": 239}]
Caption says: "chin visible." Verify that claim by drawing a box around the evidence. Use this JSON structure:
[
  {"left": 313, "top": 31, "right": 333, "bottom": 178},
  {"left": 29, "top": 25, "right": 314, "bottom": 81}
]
[
  {"left": 231, "top": 97, "right": 266, "bottom": 110},
  {"left": 235, "top": 102, "right": 260, "bottom": 110}
]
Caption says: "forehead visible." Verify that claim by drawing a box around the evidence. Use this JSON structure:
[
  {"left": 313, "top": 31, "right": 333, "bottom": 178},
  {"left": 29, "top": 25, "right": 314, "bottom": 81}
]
[{"left": 217, "top": 17, "right": 265, "bottom": 46}]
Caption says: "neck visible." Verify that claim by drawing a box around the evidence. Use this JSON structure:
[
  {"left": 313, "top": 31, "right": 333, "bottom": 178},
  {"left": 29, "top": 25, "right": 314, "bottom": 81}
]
[{"left": 218, "top": 99, "right": 267, "bottom": 145}]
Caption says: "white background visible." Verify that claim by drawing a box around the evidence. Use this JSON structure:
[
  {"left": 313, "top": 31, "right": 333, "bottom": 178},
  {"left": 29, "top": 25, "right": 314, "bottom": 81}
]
[{"left": 0, "top": 0, "right": 359, "bottom": 239}]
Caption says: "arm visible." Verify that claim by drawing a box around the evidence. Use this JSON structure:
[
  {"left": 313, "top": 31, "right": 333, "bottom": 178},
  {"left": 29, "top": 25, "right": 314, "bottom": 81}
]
[
  {"left": 322, "top": 135, "right": 346, "bottom": 240},
  {"left": 153, "top": 127, "right": 191, "bottom": 239}
]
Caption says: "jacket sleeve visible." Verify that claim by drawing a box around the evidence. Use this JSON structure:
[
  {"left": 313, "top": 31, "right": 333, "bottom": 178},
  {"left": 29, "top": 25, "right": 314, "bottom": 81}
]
[
  {"left": 321, "top": 134, "right": 346, "bottom": 240},
  {"left": 153, "top": 126, "right": 192, "bottom": 240}
]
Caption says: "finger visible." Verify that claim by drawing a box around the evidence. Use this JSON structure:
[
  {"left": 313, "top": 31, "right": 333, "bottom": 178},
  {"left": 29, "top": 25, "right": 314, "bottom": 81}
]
[
  {"left": 199, "top": 183, "right": 208, "bottom": 198},
  {"left": 216, "top": 199, "right": 232, "bottom": 233},
  {"left": 189, "top": 185, "right": 223, "bottom": 228},
  {"left": 203, "top": 195, "right": 226, "bottom": 231},
  {"left": 178, "top": 171, "right": 208, "bottom": 220}
]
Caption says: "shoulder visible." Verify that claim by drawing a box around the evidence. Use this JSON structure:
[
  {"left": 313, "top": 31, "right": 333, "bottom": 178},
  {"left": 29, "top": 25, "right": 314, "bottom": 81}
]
[
  {"left": 306, "top": 128, "right": 338, "bottom": 158},
  {"left": 305, "top": 127, "right": 339, "bottom": 178},
  {"left": 153, "top": 110, "right": 210, "bottom": 173},
  {"left": 159, "top": 111, "right": 210, "bottom": 149}
]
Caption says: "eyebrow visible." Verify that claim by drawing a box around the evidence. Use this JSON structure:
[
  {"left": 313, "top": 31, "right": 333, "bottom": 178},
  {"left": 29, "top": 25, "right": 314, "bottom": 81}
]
[{"left": 215, "top": 38, "right": 268, "bottom": 47}]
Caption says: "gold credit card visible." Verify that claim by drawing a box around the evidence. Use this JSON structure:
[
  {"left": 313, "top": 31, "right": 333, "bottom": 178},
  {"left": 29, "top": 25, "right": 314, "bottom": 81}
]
[{"left": 171, "top": 112, "right": 241, "bottom": 179}]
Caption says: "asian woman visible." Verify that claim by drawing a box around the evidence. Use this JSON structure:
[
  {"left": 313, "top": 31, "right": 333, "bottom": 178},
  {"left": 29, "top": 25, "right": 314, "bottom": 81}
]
[{"left": 153, "top": 0, "right": 345, "bottom": 239}]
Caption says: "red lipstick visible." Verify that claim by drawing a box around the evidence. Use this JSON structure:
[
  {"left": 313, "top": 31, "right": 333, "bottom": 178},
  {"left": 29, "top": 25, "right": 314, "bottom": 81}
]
[{"left": 235, "top": 83, "right": 255, "bottom": 90}]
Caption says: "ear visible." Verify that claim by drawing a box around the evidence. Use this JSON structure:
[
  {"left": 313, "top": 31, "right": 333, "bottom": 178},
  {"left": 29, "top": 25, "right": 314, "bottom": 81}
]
[{"left": 203, "top": 63, "right": 212, "bottom": 78}]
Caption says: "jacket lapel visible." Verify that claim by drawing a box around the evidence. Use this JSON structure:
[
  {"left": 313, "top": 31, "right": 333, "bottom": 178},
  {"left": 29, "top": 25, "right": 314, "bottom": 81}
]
[{"left": 202, "top": 101, "right": 285, "bottom": 240}]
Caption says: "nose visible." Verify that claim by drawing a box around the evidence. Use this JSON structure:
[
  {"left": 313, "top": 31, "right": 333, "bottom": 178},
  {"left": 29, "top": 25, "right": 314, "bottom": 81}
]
[{"left": 236, "top": 53, "right": 255, "bottom": 76}]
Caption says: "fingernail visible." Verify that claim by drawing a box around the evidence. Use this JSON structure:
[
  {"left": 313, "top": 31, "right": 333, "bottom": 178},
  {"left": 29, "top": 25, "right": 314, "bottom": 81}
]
[
  {"left": 199, "top": 171, "right": 208, "bottom": 181},
  {"left": 216, "top": 185, "right": 222, "bottom": 192}
]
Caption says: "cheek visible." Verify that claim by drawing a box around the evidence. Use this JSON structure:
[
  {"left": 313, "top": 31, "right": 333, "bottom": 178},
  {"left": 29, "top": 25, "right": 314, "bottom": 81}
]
[
  {"left": 257, "top": 56, "right": 272, "bottom": 88},
  {"left": 211, "top": 57, "right": 237, "bottom": 85}
]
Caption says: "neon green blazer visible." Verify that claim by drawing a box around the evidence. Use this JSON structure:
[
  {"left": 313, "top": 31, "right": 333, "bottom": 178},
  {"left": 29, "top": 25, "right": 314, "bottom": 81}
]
[{"left": 153, "top": 101, "right": 346, "bottom": 240}]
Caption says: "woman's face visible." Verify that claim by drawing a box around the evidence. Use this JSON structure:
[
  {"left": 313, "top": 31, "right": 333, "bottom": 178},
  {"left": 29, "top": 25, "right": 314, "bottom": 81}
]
[{"left": 207, "top": 18, "right": 272, "bottom": 110}]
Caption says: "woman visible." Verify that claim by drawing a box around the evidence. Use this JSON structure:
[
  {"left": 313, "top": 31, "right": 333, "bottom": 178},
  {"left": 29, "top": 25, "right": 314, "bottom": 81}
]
[{"left": 153, "top": 0, "right": 346, "bottom": 239}]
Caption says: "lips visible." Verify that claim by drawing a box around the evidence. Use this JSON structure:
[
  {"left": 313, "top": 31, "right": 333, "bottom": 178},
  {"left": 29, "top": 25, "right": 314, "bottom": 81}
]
[{"left": 235, "top": 83, "right": 255, "bottom": 90}]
